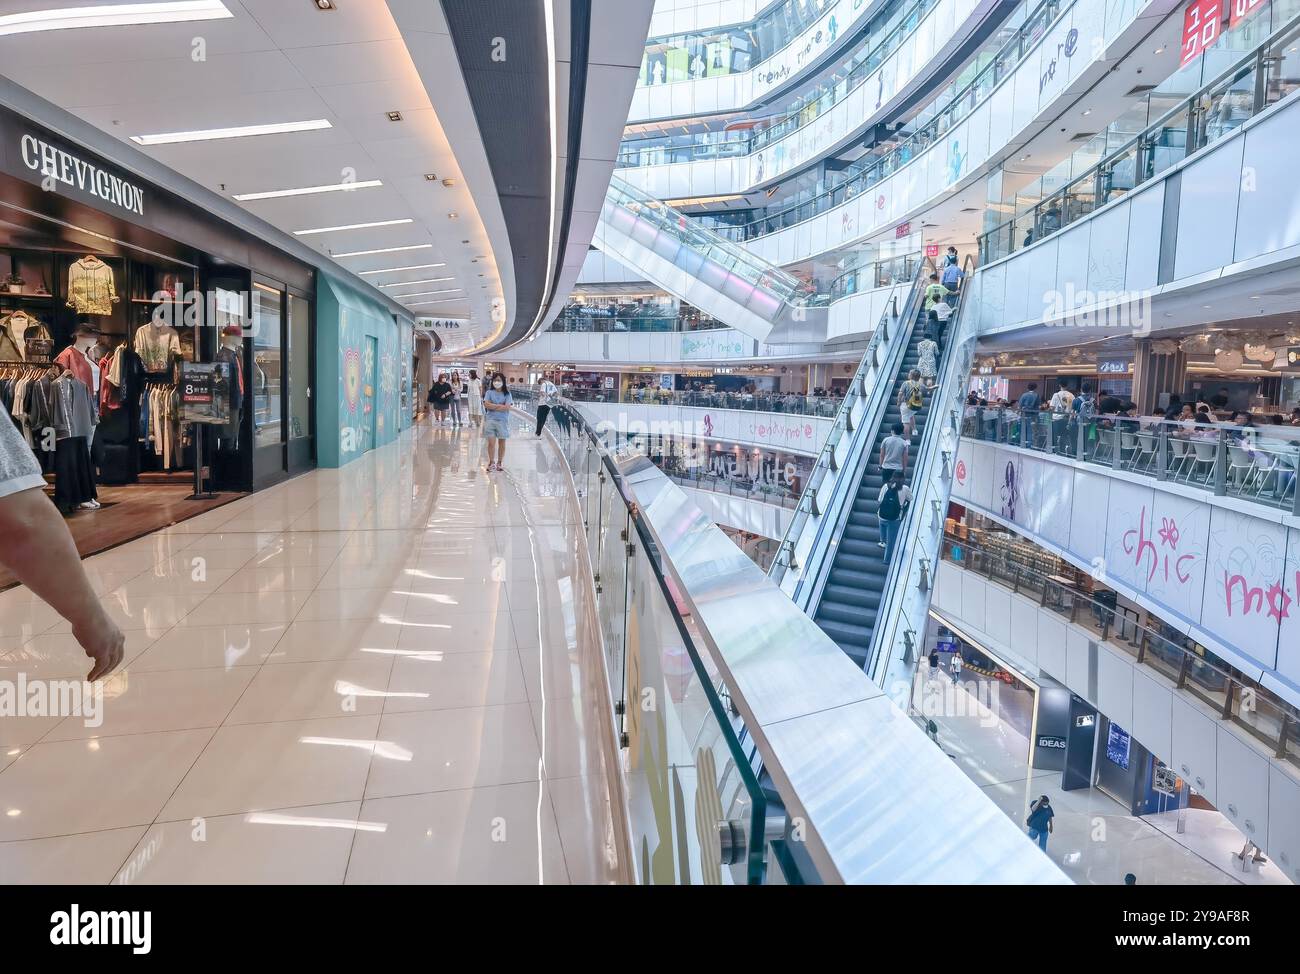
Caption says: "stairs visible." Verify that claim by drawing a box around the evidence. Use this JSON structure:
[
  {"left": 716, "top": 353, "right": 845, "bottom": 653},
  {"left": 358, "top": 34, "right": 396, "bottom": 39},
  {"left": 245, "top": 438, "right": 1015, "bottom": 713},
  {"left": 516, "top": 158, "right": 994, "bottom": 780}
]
[{"left": 812, "top": 305, "right": 936, "bottom": 667}]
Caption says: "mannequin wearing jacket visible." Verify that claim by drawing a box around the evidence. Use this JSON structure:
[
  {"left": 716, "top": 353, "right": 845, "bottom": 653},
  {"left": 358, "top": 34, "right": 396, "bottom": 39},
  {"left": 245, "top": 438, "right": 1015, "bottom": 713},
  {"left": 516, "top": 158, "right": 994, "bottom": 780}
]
[{"left": 49, "top": 367, "right": 99, "bottom": 513}]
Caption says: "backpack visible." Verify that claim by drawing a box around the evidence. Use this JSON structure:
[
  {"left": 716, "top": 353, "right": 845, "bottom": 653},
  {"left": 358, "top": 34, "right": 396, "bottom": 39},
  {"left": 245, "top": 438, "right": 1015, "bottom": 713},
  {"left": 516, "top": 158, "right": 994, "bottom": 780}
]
[
  {"left": 904, "top": 382, "right": 923, "bottom": 409},
  {"left": 1074, "top": 394, "right": 1096, "bottom": 422},
  {"left": 879, "top": 483, "right": 902, "bottom": 521}
]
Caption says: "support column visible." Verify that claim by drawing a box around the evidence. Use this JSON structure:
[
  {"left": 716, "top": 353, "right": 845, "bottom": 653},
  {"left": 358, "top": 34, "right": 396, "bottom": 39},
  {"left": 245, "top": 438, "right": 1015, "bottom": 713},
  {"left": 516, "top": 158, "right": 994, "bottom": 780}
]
[{"left": 1132, "top": 339, "right": 1187, "bottom": 415}]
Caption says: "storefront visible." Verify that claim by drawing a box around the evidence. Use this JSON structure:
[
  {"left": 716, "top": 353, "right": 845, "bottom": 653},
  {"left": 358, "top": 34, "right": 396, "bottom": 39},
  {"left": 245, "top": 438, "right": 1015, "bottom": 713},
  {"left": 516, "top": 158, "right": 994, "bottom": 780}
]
[{"left": 0, "top": 102, "right": 317, "bottom": 564}]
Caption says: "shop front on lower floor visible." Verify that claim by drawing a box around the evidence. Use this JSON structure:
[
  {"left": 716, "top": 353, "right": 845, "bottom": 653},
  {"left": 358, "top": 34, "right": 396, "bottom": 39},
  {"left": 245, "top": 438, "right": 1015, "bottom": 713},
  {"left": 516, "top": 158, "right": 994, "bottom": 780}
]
[{"left": 0, "top": 102, "right": 319, "bottom": 577}]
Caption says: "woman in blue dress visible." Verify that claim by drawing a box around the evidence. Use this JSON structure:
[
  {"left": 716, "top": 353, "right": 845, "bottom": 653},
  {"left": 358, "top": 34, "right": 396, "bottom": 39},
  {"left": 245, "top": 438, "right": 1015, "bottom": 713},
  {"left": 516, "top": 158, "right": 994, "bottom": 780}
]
[{"left": 482, "top": 372, "right": 513, "bottom": 471}]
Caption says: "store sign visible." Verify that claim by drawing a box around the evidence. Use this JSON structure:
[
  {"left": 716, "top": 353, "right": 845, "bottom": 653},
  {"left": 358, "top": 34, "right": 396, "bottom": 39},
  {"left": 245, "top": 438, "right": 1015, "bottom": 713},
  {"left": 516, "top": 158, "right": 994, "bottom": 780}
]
[
  {"left": 1037, "top": 735, "right": 1067, "bottom": 750},
  {"left": 18, "top": 133, "right": 145, "bottom": 216},
  {"left": 179, "top": 362, "right": 231, "bottom": 425},
  {"left": 1285, "top": 346, "right": 1300, "bottom": 369},
  {"left": 895, "top": 222, "right": 911, "bottom": 239},
  {"left": 924, "top": 244, "right": 940, "bottom": 258},
  {"left": 1180, "top": 0, "right": 1224, "bottom": 67},
  {"left": 1106, "top": 723, "right": 1132, "bottom": 770},
  {"left": 681, "top": 333, "right": 746, "bottom": 360},
  {"left": 1097, "top": 359, "right": 1131, "bottom": 374}
]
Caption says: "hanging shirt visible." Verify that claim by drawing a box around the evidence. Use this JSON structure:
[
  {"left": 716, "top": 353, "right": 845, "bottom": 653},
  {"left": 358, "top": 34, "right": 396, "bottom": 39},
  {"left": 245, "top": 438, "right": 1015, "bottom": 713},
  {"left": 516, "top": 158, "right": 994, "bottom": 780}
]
[
  {"left": 66, "top": 257, "right": 119, "bottom": 316},
  {"left": 54, "top": 344, "right": 96, "bottom": 390},
  {"left": 133, "top": 324, "right": 182, "bottom": 373}
]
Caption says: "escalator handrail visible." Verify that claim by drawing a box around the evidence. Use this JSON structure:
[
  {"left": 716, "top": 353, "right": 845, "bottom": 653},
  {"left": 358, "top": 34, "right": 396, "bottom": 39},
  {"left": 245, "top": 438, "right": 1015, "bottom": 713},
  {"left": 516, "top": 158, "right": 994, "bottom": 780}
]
[
  {"left": 863, "top": 253, "right": 979, "bottom": 686},
  {"left": 785, "top": 256, "right": 936, "bottom": 610}
]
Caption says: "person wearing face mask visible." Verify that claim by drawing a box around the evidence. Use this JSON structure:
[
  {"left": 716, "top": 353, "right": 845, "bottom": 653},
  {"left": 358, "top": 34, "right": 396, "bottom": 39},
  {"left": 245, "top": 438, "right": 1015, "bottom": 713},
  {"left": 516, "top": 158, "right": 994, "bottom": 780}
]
[
  {"left": 482, "top": 372, "right": 513, "bottom": 471},
  {"left": 428, "top": 372, "right": 453, "bottom": 426}
]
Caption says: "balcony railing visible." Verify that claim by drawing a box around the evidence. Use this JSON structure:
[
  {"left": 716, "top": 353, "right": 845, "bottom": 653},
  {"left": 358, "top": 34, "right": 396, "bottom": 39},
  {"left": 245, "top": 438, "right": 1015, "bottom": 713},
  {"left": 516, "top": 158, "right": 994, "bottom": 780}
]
[
  {"left": 978, "top": 12, "right": 1300, "bottom": 263},
  {"left": 965, "top": 407, "right": 1300, "bottom": 516},
  {"left": 939, "top": 535, "right": 1300, "bottom": 769},
  {"left": 563, "top": 385, "right": 843, "bottom": 419},
  {"left": 828, "top": 251, "right": 922, "bottom": 301}
]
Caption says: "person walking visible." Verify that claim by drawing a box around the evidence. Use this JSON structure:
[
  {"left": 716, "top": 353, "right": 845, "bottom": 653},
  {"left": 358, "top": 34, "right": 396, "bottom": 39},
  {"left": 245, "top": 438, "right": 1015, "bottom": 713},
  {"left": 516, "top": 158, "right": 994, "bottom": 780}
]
[
  {"left": 482, "top": 372, "right": 513, "bottom": 471},
  {"left": 535, "top": 372, "right": 560, "bottom": 436},
  {"left": 930, "top": 296, "right": 953, "bottom": 341},
  {"left": 877, "top": 470, "right": 911, "bottom": 562},
  {"left": 467, "top": 369, "right": 484, "bottom": 427},
  {"left": 447, "top": 370, "right": 463, "bottom": 427},
  {"left": 0, "top": 401, "right": 124, "bottom": 681},
  {"left": 898, "top": 369, "right": 926, "bottom": 438},
  {"left": 1017, "top": 382, "right": 1041, "bottom": 447},
  {"left": 941, "top": 256, "right": 963, "bottom": 297},
  {"left": 928, "top": 647, "right": 940, "bottom": 682},
  {"left": 1026, "top": 795, "right": 1055, "bottom": 852},
  {"left": 949, "top": 650, "right": 963, "bottom": 684},
  {"left": 428, "top": 372, "right": 453, "bottom": 426}
]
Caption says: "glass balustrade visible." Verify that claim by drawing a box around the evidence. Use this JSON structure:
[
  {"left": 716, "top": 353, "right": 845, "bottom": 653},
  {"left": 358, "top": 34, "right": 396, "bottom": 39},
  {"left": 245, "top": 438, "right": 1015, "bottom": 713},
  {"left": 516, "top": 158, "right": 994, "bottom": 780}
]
[
  {"left": 938, "top": 536, "right": 1300, "bottom": 769},
  {"left": 979, "top": 12, "right": 1300, "bottom": 262},
  {"left": 562, "top": 384, "right": 842, "bottom": 418}
]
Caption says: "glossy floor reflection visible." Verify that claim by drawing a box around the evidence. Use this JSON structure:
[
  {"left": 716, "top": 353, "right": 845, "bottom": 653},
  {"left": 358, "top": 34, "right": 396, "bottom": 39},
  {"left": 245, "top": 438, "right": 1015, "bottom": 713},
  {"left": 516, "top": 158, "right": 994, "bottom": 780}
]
[
  {"left": 911, "top": 669, "right": 1291, "bottom": 886},
  {"left": 0, "top": 414, "right": 624, "bottom": 884}
]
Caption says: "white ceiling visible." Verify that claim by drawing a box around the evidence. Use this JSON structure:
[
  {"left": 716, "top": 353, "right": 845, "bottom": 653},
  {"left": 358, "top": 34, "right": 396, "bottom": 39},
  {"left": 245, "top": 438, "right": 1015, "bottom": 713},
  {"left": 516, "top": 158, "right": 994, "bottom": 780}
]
[{"left": 0, "top": 0, "right": 504, "bottom": 324}]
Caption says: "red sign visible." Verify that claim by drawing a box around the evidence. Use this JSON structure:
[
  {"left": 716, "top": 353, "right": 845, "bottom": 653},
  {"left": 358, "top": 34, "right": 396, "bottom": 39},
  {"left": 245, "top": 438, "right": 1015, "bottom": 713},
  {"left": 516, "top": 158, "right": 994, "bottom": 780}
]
[
  {"left": 1181, "top": 0, "right": 1224, "bottom": 67},
  {"left": 925, "top": 244, "right": 940, "bottom": 258},
  {"left": 1228, "top": 0, "right": 1265, "bottom": 26},
  {"left": 895, "top": 221, "right": 911, "bottom": 239}
]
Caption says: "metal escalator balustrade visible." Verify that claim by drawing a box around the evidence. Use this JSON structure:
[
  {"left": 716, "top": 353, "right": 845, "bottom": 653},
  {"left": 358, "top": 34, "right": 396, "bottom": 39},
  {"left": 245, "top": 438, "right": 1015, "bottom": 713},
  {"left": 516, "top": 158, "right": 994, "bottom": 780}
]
[
  {"left": 769, "top": 258, "right": 933, "bottom": 598},
  {"left": 595, "top": 173, "right": 825, "bottom": 342},
  {"left": 864, "top": 254, "right": 980, "bottom": 694},
  {"left": 806, "top": 270, "right": 945, "bottom": 667}
]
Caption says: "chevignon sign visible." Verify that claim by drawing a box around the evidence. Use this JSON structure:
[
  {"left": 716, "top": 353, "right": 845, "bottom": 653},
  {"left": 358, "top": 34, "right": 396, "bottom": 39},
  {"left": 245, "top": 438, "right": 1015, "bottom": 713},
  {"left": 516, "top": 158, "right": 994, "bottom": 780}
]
[{"left": 19, "top": 133, "right": 145, "bottom": 216}]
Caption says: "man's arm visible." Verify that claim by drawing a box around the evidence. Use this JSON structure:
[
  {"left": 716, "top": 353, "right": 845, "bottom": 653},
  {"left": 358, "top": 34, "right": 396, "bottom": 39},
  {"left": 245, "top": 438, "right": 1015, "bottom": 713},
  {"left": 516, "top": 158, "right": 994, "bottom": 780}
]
[{"left": 0, "top": 486, "right": 124, "bottom": 680}]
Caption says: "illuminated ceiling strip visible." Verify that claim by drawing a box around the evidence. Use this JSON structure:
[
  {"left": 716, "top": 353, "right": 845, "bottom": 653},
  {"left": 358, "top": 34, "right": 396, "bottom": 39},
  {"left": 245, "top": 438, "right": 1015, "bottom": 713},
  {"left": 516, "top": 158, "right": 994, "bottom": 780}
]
[
  {"left": 293, "top": 218, "right": 413, "bottom": 236},
  {"left": 335, "top": 244, "right": 433, "bottom": 258},
  {"left": 0, "top": 1, "right": 231, "bottom": 36},
  {"left": 132, "top": 118, "right": 331, "bottom": 146},
  {"left": 233, "top": 179, "right": 383, "bottom": 201},
  {"left": 377, "top": 277, "right": 453, "bottom": 287},
  {"left": 357, "top": 263, "right": 446, "bottom": 275},
  {"left": 407, "top": 298, "right": 462, "bottom": 305},
  {"left": 389, "top": 288, "right": 461, "bottom": 298}
]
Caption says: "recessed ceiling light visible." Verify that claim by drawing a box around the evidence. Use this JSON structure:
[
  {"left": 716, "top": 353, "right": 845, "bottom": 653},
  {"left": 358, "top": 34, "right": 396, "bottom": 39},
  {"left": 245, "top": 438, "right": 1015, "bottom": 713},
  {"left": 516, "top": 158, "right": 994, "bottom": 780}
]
[
  {"left": 377, "top": 277, "right": 453, "bottom": 287},
  {"left": 357, "top": 263, "right": 446, "bottom": 275},
  {"left": 424, "top": 173, "right": 438, "bottom": 181},
  {"left": 132, "top": 118, "right": 331, "bottom": 145},
  {"left": 313, "top": 0, "right": 335, "bottom": 9},
  {"left": 389, "top": 288, "right": 462, "bottom": 298},
  {"left": 234, "top": 179, "right": 382, "bottom": 201},
  {"left": 447, "top": 212, "right": 459, "bottom": 220},
  {"left": 387, "top": 111, "right": 403, "bottom": 122},
  {"left": 441, "top": 178, "right": 456, "bottom": 187},
  {"left": 1153, "top": 47, "right": 1164, "bottom": 54},
  {"left": 0, "top": 0, "right": 232, "bottom": 36},
  {"left": 293, "top": 218, "right": 414, "bottom": 236},
  {"left": 335, "top": 244, "right": 434, "bottom": 258}
]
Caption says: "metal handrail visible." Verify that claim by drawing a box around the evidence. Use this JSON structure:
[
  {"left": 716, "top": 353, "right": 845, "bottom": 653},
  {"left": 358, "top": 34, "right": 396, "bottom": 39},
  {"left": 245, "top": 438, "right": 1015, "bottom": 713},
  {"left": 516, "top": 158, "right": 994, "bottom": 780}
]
[
  {"left": 978, "top": 10, "right": 1300, "bottom": 262},
  {"left": 940, "top": 535, "right": 1300, "bottom": 764},
  {"left": 698, "top": 0, "right": 1064, "bottom": 242},
  {"left": 604, "top": 173, "right": 815, "bottom": 305},
  {"left": 865, "top": 253, "right": 978, "bottom": 690},
  {"left": 770, "top": 255, "right": 936, "bottom": 592}
]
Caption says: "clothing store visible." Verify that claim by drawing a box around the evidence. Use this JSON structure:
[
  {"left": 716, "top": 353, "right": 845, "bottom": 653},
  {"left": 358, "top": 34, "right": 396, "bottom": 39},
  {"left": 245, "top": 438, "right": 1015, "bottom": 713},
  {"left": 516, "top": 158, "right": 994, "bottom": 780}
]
[{"left": 0, "top": 103, "right": 317, "bottom": 565}]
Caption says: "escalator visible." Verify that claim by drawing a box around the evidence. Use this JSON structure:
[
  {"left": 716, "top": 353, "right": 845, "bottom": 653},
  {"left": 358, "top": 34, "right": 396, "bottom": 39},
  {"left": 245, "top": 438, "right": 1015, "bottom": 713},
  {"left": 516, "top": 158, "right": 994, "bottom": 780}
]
[
  {"left": 594, "top": 174, "right": 827, "bottom": 344},
  {"left": 810, "top": 297, "right": 935, "bottom": 666}
]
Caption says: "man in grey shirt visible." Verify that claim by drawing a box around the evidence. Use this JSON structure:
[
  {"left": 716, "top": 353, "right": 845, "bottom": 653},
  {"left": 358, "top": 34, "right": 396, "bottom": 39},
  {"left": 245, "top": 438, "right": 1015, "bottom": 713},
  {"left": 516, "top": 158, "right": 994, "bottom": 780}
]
[
  {"left": 0, "top": 401, "right": 123, "bottom": 680},
  {"left": 879, "top": 422, "right": 909, "bottom": 474}
]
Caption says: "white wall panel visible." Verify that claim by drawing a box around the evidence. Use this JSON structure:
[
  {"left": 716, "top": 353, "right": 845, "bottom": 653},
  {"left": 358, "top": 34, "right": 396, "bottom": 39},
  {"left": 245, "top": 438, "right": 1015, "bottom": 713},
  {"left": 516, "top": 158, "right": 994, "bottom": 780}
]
[
  {"left": 1085, "top": 200, "right": 1130, "bottom": 293},
  {"left": 1173, "top": 138, "right": 1245, "bottom": 281},
  {"left": 1010, "top": 595, "right": 1041, "bottom": 667},
  {"left": 1200, "top": 507, "right": 1286, "bottom": 673},
  {"left": 1235, "top": 103, "right": 1300, "bottom": 262},
  {"left": 1102, "top": 479, "right": 1155, "bottom": 594},
  {"left": 1278, "top": 528, "right": 1300, "bottom": 692},
  {"left": 1131, "top": 669, "right": 1173, "bottom": 763},
  {"left": 1067, "top": 467, "right": 1111, "bottom": 566},
  {"left": 1096, "top": 642, "right": 1134, "bottom": 730},
  {"left": 1141, "top": 490, "right": 1212, "bottom": 626},
  {"left": 1216, "top": 731, "right": 1270, "bottom": 848},
  {"left": 986, "top": 583, "right": 1012, "bottom": 648},
  {"left": 1064, "top": 627, "right": 1093, "bottom": 700},
  {"left": 1267, "top": 765, "right": 1300, "bottom": 881},
  {"left": 1171, "top": 696, "right": 1219, "bottom": 805},
  {"left": 961, "top": 570, "right": 988, "bottom": 632},
  {"left": 936, "top": 560, "right": 963, "bottom": 615},
  {"left": 1123, "top": 186, "right": 1163, "bottom": 293},
  {"left": 1037, "top": 612, "right": 1068, "bottom": 680}
]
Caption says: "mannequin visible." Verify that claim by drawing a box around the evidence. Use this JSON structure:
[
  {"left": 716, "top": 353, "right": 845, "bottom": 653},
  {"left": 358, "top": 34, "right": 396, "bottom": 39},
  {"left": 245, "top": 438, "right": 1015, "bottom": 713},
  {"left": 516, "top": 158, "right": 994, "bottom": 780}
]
[
  {"left": 48, "top": 360, "right": 100, "bottom": 512},
  {"left": 215, "top": 324, "right": 245, "bottom": 450},
  {"left": 133, "top": 311, "right": 181, "bottom": 374},
  {"left": 54, "top": 325, "right": 98, "bottom": 392}
]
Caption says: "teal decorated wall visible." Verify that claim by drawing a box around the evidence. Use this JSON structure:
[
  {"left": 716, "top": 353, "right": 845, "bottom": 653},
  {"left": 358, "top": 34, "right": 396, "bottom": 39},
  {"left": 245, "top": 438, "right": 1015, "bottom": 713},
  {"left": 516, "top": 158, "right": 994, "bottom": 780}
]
[{"left": 315, "top": 274, "right": 403, "bottom": 468}]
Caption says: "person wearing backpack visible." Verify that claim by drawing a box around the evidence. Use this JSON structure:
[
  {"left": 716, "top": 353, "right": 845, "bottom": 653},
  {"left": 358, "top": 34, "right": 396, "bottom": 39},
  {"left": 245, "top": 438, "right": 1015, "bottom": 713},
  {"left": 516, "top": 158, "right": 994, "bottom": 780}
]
[
  {"left": 1026, "top": 794, "right": 1055, "bottom": 851},
  {"left": 877, "top": 470, "right": 911, "bottom": 562},
  {"left": 898, "top": 369, "right": 925, "bottom": 438},
  {"left": 1070, "top": 381, "right": 1097, "bottom": 457}
]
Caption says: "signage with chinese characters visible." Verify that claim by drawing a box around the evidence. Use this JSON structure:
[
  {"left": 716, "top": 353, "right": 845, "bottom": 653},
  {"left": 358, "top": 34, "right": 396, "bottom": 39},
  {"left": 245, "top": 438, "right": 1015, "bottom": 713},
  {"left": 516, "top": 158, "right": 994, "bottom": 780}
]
[
  {"left": 179, "top": 362, "right": 231, "bottom": 424},
  {"left": 895, "top": 222, "right": 912, "bottom": 239},
  {"left": 924, "top": 244, "right": 940, "bottom": 258},
  {"left": 1285, "top": 346, "right": 1300, "bottom": 370},
  {"left": 1181, "top": 0, "right": 1224, "bottom": 67},
  {"left": 1097, "top": 359, "right": 1132, "bottom": 374}
]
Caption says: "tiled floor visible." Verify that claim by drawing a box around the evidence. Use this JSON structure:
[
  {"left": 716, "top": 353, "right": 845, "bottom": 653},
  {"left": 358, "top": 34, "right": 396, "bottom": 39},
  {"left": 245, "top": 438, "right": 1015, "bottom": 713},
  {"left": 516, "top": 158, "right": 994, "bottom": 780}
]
[
  {"left": 911, "top": 668, "right": 1292, "bottom": 886},
  {"left": 0, "top": 414, "right": 624, "bottom": 884}
]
